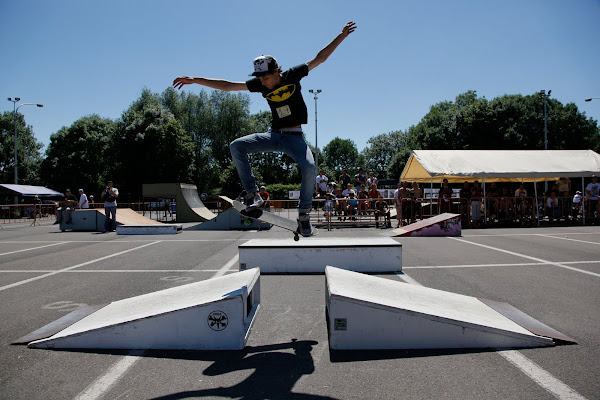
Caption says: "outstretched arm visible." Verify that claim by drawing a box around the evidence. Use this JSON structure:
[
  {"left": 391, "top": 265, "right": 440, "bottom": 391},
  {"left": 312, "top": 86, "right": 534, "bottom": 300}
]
[
  {"left": 172, "top": 76, "right": 248, "bottom": 91},
  {"left": 306, "top": 21, "right": 357, "bottom": 72}
]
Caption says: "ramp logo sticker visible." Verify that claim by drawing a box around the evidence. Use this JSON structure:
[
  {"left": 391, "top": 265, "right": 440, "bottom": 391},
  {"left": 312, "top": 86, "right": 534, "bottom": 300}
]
[
  {"left": 266, "top": 84, "right": 296, "bottom": 102},
  {"left": 208, "top": 310, "right": 228, "bottom": 331}
]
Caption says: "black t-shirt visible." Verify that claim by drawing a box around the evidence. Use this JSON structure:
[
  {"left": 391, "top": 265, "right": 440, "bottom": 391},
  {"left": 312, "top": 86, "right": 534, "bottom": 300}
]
[{"left": 246, "top": 64, "right": 309, "bottom": 130}]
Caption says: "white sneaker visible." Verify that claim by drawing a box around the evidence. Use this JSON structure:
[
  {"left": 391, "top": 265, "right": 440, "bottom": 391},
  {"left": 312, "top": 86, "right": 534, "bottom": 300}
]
[{"left": 244, "top": 192, "right": 264, "bottom": 210}]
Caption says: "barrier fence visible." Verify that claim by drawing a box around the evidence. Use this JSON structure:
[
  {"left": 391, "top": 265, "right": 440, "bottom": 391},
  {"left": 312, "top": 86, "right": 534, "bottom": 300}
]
[{"left": 2, "top": 195, "right": 597, "bottom": 229}]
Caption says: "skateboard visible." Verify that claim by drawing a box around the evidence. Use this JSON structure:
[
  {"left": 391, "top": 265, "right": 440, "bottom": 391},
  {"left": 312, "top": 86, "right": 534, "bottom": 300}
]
[{"left": 224, "top": 197, "right": 316, "bottom": 241}]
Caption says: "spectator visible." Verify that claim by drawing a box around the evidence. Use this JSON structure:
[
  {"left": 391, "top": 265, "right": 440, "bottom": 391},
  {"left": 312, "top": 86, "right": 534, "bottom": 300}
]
[
  {"left": 515, "top": 183, "right": 529, "bottom": 220},
  {"left": 498, "top": 186, "right": 513, "bottom": 219},
  {"left": 459, "top": 181, "right": 472, "bottom": 226},
  {"left": 487, "top": 182, "right": 500, "bottom": 219},
  {"left": 63, "top": 189, "right": 77, "bottom": 207},
  {"left": 346, "top": 191, "right": 358, "bottom": 219},
  {"left": 357, "top": 185, "right": 369, "bottom": 215},
  {"left": 354, "top": 168, "right": 367, "bottom": 189},
  {"left": 57, "top": 189, "right": 78, "bottom": 225},
  {"left": 323, "top": 192, "right": 335, "bottom": 216},
  {"left": 572, "top": 190, "right": 583, "bottom": 219},
  {"left": 410, "top": 182, "right": 423, "bottom": 221},
  {"left": 367, "top": 172, "right": 378, "bottom": 188},
  {"left": 470, "top": 180, "right": 483, "bottom": 222},
  {"left": 339, "top": 169, "right": 352, "bottom": 188},
  {"left": 585, "top": 175, "right": 600, "bottom": 219},
  {"left": 373, "top": 197, "right": 391, "bottom": 228},
  {"left": 556, "top": 177, "right": 571, "bottom": 195},
  {"left": 102, "top": 181, "right": 119, "bottom": 232},
  {"left": 315, "top": 170, "right": 328, "bottom": 197},
  {"left": 334, "top": 187, "right": 346, "bottom": 220},
  {"left": 258, "top": 186, "right": 270, "bottom": 209},
  {"left": 78, "top": 189, "right": 89, "bottom": 209},
  {"left": 546, "top": 191, "right": 561, "bottom": 220},
  {"left": 342, "top": 183, "right": 355, "bottom": 198},
  {"left": 438, "top": 179, "right": 453, "bottom": 213},
  {"left": 393, "top": 182, "right": 402, "bottom": 227},
  {"left": 369, "top": 183, "right": 381, "bottom": 210},
  {"left": 89, "top": 195, "right": 95, "bottom": 206},
  {"left": 27, "top": 195, "right": 42, "bottom": 218}
]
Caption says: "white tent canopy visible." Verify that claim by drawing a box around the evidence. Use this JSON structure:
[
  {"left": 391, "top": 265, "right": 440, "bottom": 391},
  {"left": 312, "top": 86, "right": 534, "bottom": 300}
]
[{"left": 401, "top": 150, "right": 600, "bottom": 183}]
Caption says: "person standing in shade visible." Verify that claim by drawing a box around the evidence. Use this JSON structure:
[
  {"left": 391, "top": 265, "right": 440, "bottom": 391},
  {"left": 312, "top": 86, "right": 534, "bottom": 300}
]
[
  {"left": 102, "top": 181, "right": 119, "bottom": 232},
  {"left": 78, "top": 189, "right": 89, "bottom": 209}
]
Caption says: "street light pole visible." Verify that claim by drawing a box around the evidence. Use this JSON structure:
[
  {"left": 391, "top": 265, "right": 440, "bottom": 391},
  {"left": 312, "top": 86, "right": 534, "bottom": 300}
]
[
  {"left": 308, "top": 89, "right": 322, "bottom": 172},
  {"left": 585, "top": 98, "right": 600, "bottom": 102},
  {"left": 539, "top": 90, "right": 551, "bottom": 192},
  {"left": 7, "top": 98, "right": 44, "bottom": 187}
]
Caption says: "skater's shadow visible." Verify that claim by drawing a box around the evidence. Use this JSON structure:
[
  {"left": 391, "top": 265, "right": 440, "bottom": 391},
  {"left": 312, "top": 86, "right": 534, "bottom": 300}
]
[{"left": 150, "top": 339, "right": 337, "bottom": 400}]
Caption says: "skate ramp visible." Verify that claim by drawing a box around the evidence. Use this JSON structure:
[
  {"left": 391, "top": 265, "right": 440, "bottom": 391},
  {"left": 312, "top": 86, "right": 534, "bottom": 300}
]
[
  {"left": 142, "top": 183, "right": 216, "bottom": 223},
  {"left": 18, "top": 268, "right": 261, "bottom": 350},
  {"left": 98, "top": 208, "right": 161, "bottom": 225},
  {"left": 391, "top": 213, "right": 461, "bottom": 237},
  {"left": 325, "top": 267, "right": 575, "bottom": 350}
]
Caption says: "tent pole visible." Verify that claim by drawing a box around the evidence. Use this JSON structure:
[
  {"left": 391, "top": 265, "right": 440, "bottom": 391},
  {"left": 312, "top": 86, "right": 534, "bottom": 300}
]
[
  {"left": 582, "top": 177, "right": 586, "bottom": 225},
  {"left": 534, "top": 178, "right": 539, "bottom": 226},
  {"left": 430, "top": 177, "right": 433, "bottom": 216},
  {"left": 483, "top": 177, "right": 487, "bottom": 225}
]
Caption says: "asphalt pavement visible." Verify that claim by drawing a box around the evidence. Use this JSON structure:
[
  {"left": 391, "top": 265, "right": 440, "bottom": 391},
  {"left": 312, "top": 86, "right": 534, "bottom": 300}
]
[{"left": 1, "top": 220, "right": 598, "bottom": 399}]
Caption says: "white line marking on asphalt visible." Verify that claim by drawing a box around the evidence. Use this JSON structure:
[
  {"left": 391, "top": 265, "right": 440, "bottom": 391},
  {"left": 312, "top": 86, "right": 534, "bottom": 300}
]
[
  {"left": 0, "top": 242, "right": 68, "bottom": 256},
  {"left": 73, "top": 350, "right": 145, "bottom": 400},
  {"left": 0, "top": 241, "right": 162, "bottom": 292},
  {"left": 0, "top": 239, "right": 242, "bottom": 244},
  {"left": 462, "top": 232, "right": 600, "bottom": 238},
  {"left": 498, "top": 350, "right": 586, "bottom": 400},
  {"left": 537, "top": 234, "right": 600, "bottom": 246},
  {"left": 395, "top": 272, "right": 587, "bottom": 400},
  {"left": 72, "top": 253, "right": 239, "bottom": 400},
  {"left": 449, "top": 237, "right": 600, "bottom": 278}
]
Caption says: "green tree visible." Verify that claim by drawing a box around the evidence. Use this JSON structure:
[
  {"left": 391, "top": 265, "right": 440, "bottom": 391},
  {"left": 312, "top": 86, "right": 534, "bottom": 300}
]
[
  {"left": 111, "top": 89, "right": 195, "bottom": 200},
  {"left": 322, "top": 137, "right": 360, "bottom": 174},
  {"left": 406, "top": 90, "right": 600, "bottom": 152},
  {"left": 40, "top": 115, "right": 115, "bottom": 196},
  {"left": 361, "top": 130, "right": 408, "bottom": 179},
  {"left": 0, "top": 111, "right": 44, "bottom": 185}
]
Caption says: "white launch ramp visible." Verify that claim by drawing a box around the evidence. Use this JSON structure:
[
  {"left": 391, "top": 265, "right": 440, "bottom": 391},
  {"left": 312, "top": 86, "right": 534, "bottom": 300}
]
[
  {"left": 325, "top": 267, "right": 574, "bottom": 350},
  {"left": 23, "top": 268, "right": 261, "bottom": 350},
  {"left": 239, "top": 237, "right": 402, "bottom": 273}
]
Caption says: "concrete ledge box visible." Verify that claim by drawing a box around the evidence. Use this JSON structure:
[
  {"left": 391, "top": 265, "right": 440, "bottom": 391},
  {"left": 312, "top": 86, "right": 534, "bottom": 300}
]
[{"left": 238, "top": 237, "right": 402, "bottom": 274}]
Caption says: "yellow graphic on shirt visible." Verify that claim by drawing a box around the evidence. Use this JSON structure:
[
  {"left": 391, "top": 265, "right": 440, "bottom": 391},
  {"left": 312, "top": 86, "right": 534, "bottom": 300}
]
[{"left": 266, "top": 84, "right": 296, "bottom": 102}]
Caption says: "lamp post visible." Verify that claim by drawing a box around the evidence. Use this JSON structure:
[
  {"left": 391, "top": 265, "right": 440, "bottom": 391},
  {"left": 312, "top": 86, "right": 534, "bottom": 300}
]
[
  {"left": 585, "top": 98, "right": 600, "bottom": 102},
  {"left": 308, "top": 89, "right": 322, "bottom": 172},
  {"left": 539, "top": 90, "right": 551, "bottom": 192},
  {"left": 7, "top": 98, "right": 44, "bottom": 187}
]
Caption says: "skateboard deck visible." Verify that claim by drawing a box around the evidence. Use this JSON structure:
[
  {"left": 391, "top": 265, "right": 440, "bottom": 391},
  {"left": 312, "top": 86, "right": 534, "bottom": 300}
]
[{"left": 226, "top": 198, "right": 315, "bottom": 241}]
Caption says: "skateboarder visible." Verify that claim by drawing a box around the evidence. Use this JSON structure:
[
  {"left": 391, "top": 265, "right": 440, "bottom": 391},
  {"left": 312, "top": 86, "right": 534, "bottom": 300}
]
[{"left": 173, "top": 21, "right": 357, "bottom": 236}]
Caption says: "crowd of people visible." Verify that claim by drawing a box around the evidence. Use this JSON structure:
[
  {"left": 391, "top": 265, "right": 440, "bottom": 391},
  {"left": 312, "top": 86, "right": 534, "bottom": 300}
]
[
  {"left": 310, "top": 171, "right": 600, "bottom": 228},
  {"left": 53, "top": 181, "right": 119, "bottom": 232}
]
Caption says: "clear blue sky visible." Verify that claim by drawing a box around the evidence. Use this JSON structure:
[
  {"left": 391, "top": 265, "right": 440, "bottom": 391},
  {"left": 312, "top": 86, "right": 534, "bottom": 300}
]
[{"left": 1, "top": 0, "right": 599, "bottom": 153}]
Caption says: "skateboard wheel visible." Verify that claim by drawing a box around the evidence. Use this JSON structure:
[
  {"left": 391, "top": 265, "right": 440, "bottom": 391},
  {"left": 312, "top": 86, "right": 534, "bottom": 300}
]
[
  {"left": 244, "top": 219, "right": 251, "bottom": 226},
  {"left": 294, "top": 234, "right": 299, "bottom": 241}
]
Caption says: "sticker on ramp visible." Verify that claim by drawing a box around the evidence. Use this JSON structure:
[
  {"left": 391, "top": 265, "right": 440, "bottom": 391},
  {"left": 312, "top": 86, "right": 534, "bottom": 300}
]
[{"left": 208, "top": 311, "right": 228, "bottom": 331}]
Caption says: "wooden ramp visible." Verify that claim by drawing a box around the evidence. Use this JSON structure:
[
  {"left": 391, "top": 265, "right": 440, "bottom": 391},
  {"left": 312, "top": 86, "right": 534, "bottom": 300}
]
[
  {"left": 98, "top": 208, "right": 161, "bottom": 225},
  {"left": 391, "top": 213, "right": 461, "bottom": 237}
]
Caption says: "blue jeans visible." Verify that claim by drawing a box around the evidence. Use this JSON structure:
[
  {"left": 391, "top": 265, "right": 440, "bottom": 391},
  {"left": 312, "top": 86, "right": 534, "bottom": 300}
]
[
  {"left": 230, "top": 130, "right": 316, "bottom": 214},
  {"left": 105, "top": 206, "right": 117, "bottom": 231}
]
